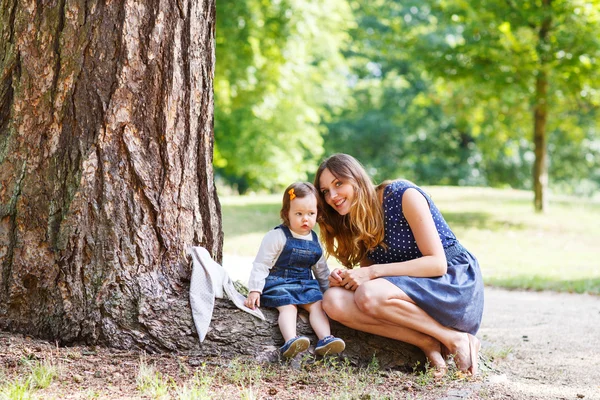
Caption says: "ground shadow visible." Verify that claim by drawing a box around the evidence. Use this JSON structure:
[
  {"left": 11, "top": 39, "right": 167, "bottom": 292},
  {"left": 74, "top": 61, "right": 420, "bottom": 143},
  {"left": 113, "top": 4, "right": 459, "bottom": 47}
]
[{"left": 438, "top": 211, "right": 527, "bottom": 232}]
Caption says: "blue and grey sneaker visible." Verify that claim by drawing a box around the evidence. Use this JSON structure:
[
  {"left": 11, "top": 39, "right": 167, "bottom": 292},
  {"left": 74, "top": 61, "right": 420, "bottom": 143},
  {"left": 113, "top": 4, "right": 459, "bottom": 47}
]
[
  {"left": 280, "top": 336, "right": 310, "bottom": 359},
  {"left": 315, "top": 335, "right": 345, "bottom": 356}
]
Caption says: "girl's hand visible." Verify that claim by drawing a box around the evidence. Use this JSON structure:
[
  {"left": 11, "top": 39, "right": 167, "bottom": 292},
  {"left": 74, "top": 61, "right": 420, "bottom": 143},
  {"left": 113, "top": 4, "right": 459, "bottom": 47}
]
[
  {"left": 245, "top": 291, "right": 261, "bottom": 309},
  {"left": 328, "top": 268, "right": 344, "bottom": 287},
  {"left": 340, "top": 267, "right": 372, "bottom": 291}
]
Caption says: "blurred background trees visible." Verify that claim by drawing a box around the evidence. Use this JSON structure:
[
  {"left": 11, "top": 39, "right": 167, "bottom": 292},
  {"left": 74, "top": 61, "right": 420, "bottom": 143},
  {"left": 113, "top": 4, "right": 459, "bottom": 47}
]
[{"left": 215, "top": 0, "right": 600, "bottom": 209}]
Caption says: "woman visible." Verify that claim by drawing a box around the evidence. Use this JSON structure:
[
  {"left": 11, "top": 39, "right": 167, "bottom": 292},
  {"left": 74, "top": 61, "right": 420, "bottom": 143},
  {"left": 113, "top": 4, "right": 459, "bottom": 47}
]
[{"left": 315, "top": 153, "right": 484, "bottom": 375}]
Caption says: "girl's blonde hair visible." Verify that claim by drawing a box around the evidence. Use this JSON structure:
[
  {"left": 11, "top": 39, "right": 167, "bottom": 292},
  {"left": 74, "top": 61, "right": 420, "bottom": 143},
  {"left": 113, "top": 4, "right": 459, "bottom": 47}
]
[
  {"left": 280, "top": 182, "right": 318, "bottom": 226},
  {"left": 314, "top": 154, "right": 385, "bottom": 267}
]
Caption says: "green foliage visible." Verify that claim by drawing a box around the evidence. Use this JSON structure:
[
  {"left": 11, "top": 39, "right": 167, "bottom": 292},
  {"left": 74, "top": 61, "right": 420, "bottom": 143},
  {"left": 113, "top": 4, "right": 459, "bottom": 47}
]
[
  {"left": 215, "top": 0, "right": 599, "bottom": 195},
  {"left": 0, "top": 378, "right": 33, "bottom": 400},
  {"left": 324, "top": 1, "right": 484, "bottom": 185},
  {"left": 175, "top": 366, "right": 214, "bottom": 400},
  {"left": 412, "top": 0, "right": 600, "bottom": 192},
  {"left": 215, "top": 0, "right": 352, "bottom": 193},
  {"left": 0, "top": 359, "right": 60, "bottom": 400},
  {"left": 324, "top": 1, "right": 600, "bottom": 194}
]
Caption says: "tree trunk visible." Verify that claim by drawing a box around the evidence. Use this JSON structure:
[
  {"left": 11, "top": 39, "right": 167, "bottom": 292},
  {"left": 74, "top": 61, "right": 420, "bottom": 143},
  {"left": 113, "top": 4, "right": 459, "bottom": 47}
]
[
  {"left": 0, "top": 0, "right": 221, "bottom": 352},
  {"left": 532, "top": 0, "right": 552, "bottom": 213},
  {"left": 200, "top": 299, "right": 425, "bottom": 370}
]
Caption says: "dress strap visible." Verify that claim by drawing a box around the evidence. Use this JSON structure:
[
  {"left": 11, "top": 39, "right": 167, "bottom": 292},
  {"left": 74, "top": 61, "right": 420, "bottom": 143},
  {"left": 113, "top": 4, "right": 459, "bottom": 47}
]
[
  {"left": 275, "top": 224, "right": 293, "bottom": 239},
  {"left": 310, "top": 230, "right": 319, "bottom": 243}
]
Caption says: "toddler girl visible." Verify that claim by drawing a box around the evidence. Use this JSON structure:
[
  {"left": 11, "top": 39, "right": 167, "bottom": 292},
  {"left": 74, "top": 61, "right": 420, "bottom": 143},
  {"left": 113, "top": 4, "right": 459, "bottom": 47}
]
[{"left": 244, "top": 182, "right": 345, "bottom": 358}]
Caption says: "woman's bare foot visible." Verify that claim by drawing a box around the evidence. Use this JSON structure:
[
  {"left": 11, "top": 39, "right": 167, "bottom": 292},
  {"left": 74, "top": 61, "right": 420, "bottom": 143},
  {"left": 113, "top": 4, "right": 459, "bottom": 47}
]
[
  {"left": 466, "top": 334, "right": 481, "bottom": 375},
  {"left": 422, "top": 341, "right": 447, "bottom": 378},
  {"left": 446, "top": 332, "right": 480, "bottom": 375}
]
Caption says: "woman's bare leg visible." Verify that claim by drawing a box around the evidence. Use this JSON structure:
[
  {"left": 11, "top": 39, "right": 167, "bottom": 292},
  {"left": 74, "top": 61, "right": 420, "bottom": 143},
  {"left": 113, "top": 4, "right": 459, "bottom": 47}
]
[
  {"left": 299, "top": 301, "right": 331, "bottom": 340},
  {"left": 339, "top": 279, "right": 476, "bottom": 373},
  {"left": 322, "top": 286, "right": 446, "bottom": 369},
  {"left": 276, "top": 304, "right": 298, "bottom": 342}
]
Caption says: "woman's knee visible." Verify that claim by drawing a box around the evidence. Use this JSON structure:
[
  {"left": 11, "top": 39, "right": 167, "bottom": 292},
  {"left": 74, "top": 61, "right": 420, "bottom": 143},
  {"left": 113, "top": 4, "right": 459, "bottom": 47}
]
[
  {"left": 322, "top": 288, "right": 347, "bottom": 320},
  {"left": 354, "top": 285, "right": 386, "bottom": 317}
]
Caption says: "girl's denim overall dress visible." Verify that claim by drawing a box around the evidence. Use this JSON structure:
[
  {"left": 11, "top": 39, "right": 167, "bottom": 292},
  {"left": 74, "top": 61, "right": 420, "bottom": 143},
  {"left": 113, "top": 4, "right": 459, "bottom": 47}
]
[{"left": 260, "top": 225, "right": 324, "bottom": 308}]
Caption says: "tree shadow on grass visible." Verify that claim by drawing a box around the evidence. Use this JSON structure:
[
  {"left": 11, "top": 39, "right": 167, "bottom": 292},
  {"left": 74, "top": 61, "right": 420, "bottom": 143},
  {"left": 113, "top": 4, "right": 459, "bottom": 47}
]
[
  {"left": 486, "top": 276, "right": 600, "bottom": 295},
  {"left": 441, "top": 211, "right": 527, "bottom": 231}
]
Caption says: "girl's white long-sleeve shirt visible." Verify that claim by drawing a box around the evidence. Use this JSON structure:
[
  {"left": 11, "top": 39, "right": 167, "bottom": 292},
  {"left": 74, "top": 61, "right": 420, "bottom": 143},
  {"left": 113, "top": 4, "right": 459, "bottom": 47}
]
[{"left": 247, "top": 228, "right": 330, "bottom": 294}]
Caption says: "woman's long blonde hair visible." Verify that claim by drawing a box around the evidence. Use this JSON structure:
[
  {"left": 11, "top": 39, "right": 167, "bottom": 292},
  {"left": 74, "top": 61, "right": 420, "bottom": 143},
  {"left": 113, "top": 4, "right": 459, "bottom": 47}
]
[{"left": 314, "top": 154, "right": 385, "bottom": 267}]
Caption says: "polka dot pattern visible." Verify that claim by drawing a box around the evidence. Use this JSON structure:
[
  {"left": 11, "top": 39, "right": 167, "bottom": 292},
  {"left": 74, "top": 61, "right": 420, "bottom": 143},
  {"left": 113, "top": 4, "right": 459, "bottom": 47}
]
[{"left": 368, "top": 180, "right": 457, "bottom": 264}]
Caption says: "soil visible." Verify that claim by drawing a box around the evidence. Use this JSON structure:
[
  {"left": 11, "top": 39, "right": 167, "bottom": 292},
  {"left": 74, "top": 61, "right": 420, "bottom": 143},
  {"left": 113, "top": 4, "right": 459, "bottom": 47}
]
[
  {"left": 1, "top": 286, "right": 599, "bottom": 399},
  {"left": 478, "top": 287, "right": 600, "bottom": 400}
]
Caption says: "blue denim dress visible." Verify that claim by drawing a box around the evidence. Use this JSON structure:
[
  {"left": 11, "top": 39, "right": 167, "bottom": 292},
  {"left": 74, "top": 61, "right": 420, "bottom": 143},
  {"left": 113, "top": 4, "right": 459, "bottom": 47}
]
[
  {"left": 367, "top": 181, "right": 484, "bottom": 335},
  {"left": 260, "top": 225, "right": 325, "bottom": 308}
]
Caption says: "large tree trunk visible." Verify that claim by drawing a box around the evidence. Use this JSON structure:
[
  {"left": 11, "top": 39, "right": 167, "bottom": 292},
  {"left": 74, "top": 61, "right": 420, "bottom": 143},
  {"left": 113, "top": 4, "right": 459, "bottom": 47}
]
[{"left": 0, "top": 0, "right": 220, "bottom": 352}]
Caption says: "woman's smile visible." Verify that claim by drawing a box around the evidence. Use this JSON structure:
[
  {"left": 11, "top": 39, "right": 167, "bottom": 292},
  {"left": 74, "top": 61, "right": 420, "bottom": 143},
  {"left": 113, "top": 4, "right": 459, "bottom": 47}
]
[{"left": 319, "top": 168, "right": 354, "bottom": 216}]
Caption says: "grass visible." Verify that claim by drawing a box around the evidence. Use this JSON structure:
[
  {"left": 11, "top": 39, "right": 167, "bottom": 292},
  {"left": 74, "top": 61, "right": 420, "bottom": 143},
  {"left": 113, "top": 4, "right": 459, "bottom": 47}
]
[
  {"left": 0, "top": 359, "right": 60, "bottom": 400},
  {"left": 0, "top": 350, "right": 471, "bottom": 399},
  {"left": 221, "top": 186, "right": 600, "bottom": 294},
  {"left": 136, "top": 357, "right": 171, "bottom": 399}
]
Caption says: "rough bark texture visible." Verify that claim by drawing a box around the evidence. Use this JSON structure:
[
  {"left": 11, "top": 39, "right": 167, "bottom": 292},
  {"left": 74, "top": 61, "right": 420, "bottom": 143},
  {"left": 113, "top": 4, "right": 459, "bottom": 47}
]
[
  {"left": 198, "top": 299, "right": 425, "bottom": 370},
  {"left": 0, "top": 0, "right": 221, "bottom": 351}
]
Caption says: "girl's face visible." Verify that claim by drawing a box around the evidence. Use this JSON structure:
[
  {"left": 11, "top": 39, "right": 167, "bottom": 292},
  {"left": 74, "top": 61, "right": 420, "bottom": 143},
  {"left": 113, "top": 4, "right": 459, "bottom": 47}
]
[
  {"left": 318, "top": 168, "right": 355, "bottom": 216},
  {"left": 288, "top": 194, "right": 318, "bottom": 236}
]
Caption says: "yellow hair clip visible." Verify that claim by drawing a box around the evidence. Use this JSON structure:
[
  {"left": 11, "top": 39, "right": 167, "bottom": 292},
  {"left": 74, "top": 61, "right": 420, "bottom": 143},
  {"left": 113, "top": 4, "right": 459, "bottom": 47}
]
[{"left": 288, "top": 188, "right": 296, "bottom": 200}]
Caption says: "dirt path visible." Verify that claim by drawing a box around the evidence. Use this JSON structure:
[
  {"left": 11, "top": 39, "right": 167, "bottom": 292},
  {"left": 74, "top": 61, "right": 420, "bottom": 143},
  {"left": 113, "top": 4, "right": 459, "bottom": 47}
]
[
  {"left": 479, "top": 287, "right": 600, "bottom": 400},
  {"left": 224, "top": 256, "right": 600, "bottom": 400}
]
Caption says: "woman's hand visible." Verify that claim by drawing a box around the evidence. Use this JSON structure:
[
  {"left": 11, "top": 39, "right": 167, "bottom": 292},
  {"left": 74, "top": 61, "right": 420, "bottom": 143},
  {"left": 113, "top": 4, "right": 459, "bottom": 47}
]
[
  {"left": 245, "top": 291, "right": 261, "bottom": 309},
  {"left": 328, "top": 268, "right": 344, "bottom": 287},
  {"left": 340, "top": 267, "right": 373, "bottom": 291}
]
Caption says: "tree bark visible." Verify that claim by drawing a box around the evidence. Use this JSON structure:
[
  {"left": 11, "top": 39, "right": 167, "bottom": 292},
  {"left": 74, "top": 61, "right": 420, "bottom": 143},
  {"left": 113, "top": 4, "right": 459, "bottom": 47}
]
[
  {"left": 199, "top": 299, "right": 425, "bottom": 370},
  {"left": 532, "top": 0, "right": 552, "bottom": 213},
  {"left": 0, "top": 0, "right": 221, "bottom": 351}
]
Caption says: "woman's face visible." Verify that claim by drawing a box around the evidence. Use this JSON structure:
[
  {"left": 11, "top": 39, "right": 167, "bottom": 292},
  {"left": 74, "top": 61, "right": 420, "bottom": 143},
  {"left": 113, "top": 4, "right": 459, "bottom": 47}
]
[{"left": 318, "top": 168, "right": 355, "bottom": 216}]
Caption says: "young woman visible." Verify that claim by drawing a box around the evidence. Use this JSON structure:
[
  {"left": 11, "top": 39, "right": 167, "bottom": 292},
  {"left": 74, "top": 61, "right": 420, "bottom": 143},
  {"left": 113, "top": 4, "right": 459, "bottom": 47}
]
[
  {"left": 315, "top": 153, "right": 484, "bottom": 375},
  {"left": 244, "top": 182, "right": 345, "bottom": 358}
]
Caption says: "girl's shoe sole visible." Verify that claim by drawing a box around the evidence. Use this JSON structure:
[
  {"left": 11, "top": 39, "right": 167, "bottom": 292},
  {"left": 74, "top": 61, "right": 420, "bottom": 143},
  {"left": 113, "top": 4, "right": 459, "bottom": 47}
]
[
  {"left": 315, "top": 340, "right": 345, "bottom": 356},
  {"left": 282, "top": 337, "right": 310, "bottom": 358}
]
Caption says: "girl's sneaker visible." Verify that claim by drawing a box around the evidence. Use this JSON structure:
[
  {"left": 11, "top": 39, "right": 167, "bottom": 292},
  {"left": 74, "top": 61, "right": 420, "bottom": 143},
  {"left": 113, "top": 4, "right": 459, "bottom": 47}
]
[
  {"left": 280, "top": 336, "right": 310, "bottom": 358},
  {"left": 315, "top": 335, "right": 345, "bottom": 356}
]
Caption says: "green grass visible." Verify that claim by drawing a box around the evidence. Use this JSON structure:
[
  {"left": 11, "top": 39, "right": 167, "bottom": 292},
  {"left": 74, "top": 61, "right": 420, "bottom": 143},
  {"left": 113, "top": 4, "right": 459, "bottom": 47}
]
[
  {"left": 0, "top": 359, "right": 60, "bottom": 400},
  {"left": 220, "top": 186, "right": 600, "bottom": 294}
]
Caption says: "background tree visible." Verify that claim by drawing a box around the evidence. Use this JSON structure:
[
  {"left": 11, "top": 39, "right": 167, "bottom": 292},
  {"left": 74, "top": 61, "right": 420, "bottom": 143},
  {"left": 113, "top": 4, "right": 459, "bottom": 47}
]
[
  {"left": 0, "top": 0, "right": 221, "bottom": 350},
  {"left": 214, "top": 0, "right": 352, "bottom": 193},
  {"left": 415, "top": 0, "right": 600, "bottom": 211},
  {"left": 324, "top": 2, "right": 480, "bottom": 186},
  {"left": 324, "top": 1, "right": 599, "bottom": 204}
]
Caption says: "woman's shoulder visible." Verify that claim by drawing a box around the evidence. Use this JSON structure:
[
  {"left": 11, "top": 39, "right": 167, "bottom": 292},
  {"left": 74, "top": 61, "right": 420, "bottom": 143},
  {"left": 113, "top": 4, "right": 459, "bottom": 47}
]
[{"left": 380, "top": 179, "right": 420, "bottom": 197}]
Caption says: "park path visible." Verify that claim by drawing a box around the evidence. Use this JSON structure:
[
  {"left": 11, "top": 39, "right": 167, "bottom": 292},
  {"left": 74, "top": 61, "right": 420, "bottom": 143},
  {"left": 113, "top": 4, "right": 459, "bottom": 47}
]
[
  {"left": 222, "top": 255, "right": 600, "bottom": 400},
  {"left": 479, "top": 287, "right": 600, "bottom": 400}
]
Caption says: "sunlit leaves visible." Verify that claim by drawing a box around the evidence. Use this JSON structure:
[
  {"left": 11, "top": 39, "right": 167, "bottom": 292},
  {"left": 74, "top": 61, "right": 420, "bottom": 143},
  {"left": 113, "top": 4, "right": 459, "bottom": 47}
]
[{"left": 215, "top": 0, "right": 352, "bottom": 192}]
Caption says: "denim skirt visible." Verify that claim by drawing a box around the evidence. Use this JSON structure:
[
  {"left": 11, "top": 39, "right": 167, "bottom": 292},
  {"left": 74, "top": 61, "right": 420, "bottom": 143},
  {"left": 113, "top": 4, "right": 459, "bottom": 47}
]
[
  {"left": 382, "top": 249, "right": 484, "bottom": 335},
  {"left": 261, "top": 276, "right": 323, "bottom": 308}
]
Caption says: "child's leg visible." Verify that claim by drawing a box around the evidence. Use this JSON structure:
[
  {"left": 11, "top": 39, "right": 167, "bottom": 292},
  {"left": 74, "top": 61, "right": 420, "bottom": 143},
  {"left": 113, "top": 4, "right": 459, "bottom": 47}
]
[
  {"left": 299, "top": 300, "right": 330, "bottom": 339},
  {"left": 276, "top": 304, "right": 298, "bottom": 342}
]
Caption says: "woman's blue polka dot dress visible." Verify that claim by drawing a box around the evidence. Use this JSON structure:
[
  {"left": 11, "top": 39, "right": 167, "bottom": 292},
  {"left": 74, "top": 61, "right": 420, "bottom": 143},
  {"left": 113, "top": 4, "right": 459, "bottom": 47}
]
[{"left": 368, "top": 180, "right": 484, "bottom": 335}]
